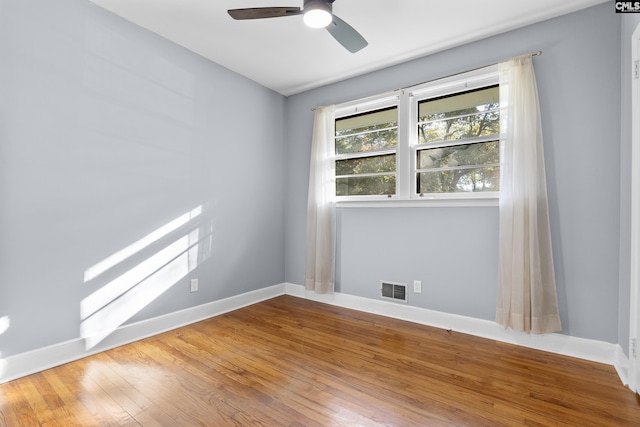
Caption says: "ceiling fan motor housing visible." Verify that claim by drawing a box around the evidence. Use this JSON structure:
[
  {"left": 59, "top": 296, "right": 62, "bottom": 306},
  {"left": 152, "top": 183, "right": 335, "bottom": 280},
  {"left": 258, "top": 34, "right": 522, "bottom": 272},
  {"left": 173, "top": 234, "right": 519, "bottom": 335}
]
[
  {"left": 303, "top": 0, "right": 333, "bottom": 15},
  {"left": 302, "top": 0, "right": 333, "bottom": 28}
]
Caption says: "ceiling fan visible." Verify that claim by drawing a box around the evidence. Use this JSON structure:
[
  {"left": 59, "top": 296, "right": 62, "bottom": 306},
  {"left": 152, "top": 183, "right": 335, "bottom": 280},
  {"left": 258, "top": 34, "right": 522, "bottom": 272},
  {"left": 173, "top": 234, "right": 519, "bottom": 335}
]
[{"left": 227, "top": 0, "right": 368, "bottom": 53}]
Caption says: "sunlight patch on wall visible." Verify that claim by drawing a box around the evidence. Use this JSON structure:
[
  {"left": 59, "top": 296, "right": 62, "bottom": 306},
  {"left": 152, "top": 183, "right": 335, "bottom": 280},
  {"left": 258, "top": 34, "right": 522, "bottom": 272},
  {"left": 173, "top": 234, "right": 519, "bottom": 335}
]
[
  {"left": 84, "top": 206, "right": 202, "bottom": 282},
  {"left": 0, "top": 316, "right": 8, "bottom": 377},
  {"left": 0, "top": 316, "right": 9, "bottom": 336},
  {"left": 81, "top": 230, "right": 198, "bottom": 320},
  {"left": 80, "top": 205, "right": 213, "bottom": 349},
  {"left": 81, "top": 229, "right": 200, "bottom": 349}
]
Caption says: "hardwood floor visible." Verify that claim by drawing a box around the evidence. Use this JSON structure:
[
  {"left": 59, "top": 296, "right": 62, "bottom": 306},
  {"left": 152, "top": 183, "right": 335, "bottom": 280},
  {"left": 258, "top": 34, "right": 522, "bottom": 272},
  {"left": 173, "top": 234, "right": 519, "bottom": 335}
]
[{"left": 1, "top": 295, "right": 638, "bottom": 426}]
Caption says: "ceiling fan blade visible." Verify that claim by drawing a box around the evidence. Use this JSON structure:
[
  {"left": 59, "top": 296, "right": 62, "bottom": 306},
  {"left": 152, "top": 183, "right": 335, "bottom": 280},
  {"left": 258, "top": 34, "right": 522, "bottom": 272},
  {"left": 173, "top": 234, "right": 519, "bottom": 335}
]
[
  {"left": 228, "top": 7, "right": 302, "bottom": 20},
  {"left": 326, "top": 15, "right": 368, "bottom": 53}
]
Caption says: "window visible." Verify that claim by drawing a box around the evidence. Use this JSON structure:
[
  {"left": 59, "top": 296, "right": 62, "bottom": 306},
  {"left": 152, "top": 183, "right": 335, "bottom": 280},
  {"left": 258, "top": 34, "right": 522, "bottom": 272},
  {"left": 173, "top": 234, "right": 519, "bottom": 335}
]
[
  {"left": 415, "top": 85, "right": 500, "bottom": 195},
  {"left": 335, "top": 106, "right": 398, "bottom": 197},
  {"left": 334, "top": 65, "right": 499, "bottom": 203}
]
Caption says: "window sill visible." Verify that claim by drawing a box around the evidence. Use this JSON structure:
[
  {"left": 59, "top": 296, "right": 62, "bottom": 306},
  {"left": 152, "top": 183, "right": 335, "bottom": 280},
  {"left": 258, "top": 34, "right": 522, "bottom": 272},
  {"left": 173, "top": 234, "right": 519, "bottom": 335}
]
[{"left": 336, "top": 195, "right": 499, "bottom": 208}]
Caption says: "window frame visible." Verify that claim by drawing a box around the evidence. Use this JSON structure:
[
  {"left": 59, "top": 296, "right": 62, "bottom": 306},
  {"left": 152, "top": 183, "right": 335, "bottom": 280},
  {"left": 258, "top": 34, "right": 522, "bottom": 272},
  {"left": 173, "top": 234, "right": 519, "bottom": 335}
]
[
  {"left": 334, "top": 65, "right": 500, "bottom": 207},
  {"left": 334, "top": 93, "right": 401, "bottom": 201}
]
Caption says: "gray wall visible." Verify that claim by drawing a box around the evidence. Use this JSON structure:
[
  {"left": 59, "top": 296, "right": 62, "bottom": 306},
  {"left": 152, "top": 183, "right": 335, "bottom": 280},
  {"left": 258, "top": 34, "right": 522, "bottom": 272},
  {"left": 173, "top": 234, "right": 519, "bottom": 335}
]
[
  {"left": 619, "top": 14, "right": 640, "bottom": 357},
  {"left": 285, "top": 3, "right": 622, "bottom": 343},
  {"left": 0, "top": 0, "right": 286, "bottom": 357}
]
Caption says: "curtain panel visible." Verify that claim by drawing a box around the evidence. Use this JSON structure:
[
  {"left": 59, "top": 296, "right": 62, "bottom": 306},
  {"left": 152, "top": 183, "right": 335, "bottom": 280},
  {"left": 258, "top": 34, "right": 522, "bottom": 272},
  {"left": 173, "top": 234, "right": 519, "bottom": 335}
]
[
  {"left": 304, "top": 105, "right": 336, "bottom": 294},
  {"left": 496, "top": 55, "right": 562, "bottom": 334}
]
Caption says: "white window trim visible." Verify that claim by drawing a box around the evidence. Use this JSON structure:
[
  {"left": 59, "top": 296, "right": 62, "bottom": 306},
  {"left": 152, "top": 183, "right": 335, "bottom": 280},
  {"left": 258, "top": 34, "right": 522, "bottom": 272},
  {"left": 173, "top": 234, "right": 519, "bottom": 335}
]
[{"left": 335, "top": 65, "right": 500, "bottom": 207}]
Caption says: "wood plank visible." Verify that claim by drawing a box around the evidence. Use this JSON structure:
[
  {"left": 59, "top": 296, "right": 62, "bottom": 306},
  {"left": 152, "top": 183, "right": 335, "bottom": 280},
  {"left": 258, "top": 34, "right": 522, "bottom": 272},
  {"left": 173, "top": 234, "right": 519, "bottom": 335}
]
[
  {"left": 0, "top": 381, "right": 41, "bottom": 426},
  {"left": 1, "top": 295, "right": 639, "bottom": 426}
]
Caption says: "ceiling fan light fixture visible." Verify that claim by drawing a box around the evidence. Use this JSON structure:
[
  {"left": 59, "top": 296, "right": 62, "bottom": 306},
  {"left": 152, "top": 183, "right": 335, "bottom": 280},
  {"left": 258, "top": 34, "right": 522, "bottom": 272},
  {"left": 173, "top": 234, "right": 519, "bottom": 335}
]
[
  {"left": 303, "top": 0, "right": 332, "bottom": 29},
  {"left": 228, "top": 0, "right": 367, "bottom": 53}
]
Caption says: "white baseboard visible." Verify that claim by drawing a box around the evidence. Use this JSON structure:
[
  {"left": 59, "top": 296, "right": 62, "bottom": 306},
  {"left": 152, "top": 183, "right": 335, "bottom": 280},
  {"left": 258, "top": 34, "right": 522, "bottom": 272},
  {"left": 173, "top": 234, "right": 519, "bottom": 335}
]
[
  {"left": 0, "top": 284, "right": 286, "bottom": 384},
  {"left": 285, "top": 283, "right": 621, "bottom": 369},
  {"left": 0, "top": 281, "right": 625, "bottom": 387},
  {"left": 614, "top": 344, "right": 630, "bottom": 387}
]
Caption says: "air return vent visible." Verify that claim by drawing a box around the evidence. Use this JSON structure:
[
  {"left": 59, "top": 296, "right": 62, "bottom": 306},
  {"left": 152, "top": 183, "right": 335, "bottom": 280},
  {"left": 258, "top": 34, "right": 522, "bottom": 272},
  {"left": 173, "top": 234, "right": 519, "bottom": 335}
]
[{"left": 381, "top": 281, "right": 407, "bottom": 302}]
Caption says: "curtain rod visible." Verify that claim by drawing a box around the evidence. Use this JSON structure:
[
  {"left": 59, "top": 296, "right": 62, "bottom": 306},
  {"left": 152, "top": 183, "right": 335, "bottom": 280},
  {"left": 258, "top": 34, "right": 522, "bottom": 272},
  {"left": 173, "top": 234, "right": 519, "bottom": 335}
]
[
  {"left": 394, "top": 50, "right": 543, "bottom": 93},
  {"left": 311, "top": 50, "right": 542, "bottom": 111}
]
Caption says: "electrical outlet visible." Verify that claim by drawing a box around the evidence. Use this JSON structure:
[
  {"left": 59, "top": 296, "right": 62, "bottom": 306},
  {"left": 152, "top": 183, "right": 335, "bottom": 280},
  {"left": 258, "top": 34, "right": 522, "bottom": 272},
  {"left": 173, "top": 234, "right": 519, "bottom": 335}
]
[
  {"left": 190, "top": 278, "right": 198, "bottom": 293},
  {"left": 413, "top": 280, "right": 422, "bottom": 294}
]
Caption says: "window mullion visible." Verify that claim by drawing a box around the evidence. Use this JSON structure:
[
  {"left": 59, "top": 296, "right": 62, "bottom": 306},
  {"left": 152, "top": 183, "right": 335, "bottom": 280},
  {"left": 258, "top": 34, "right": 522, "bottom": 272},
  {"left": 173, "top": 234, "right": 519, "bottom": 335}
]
[
  {"left": 397, "top": 90, "right": 412, "bottom": 199},
  {"left": 335, "top": 148, "right": 396, "bottom": 161},
  {"left": 417, "top": 135, "right": 500, "bottom": 149},
  {"left": 336, "top": 171, "right": 395, "bottom": 179},
  {"left": 416, "top": 163, "right": 501, "bottom": 174},
  {"left": 336, "top": 125, "right": 398, "bottom": 140}
]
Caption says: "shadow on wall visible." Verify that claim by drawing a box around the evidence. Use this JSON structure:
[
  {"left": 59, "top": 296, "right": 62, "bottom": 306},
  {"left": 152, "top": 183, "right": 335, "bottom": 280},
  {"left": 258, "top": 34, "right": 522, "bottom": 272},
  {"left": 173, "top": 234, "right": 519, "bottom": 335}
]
[{"left": 80, "top": 204, "right": 215, "bottom": 349}]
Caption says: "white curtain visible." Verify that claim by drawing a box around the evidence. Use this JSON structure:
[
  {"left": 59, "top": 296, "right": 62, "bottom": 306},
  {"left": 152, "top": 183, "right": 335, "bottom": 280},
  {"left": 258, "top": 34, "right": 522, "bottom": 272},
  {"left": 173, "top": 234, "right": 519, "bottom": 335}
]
[
  {"left": 496, "top": 55, "right": 562, "bottom": 334},
  {"left": 304, "top": 105, "right": 336, "bottom": 294}
]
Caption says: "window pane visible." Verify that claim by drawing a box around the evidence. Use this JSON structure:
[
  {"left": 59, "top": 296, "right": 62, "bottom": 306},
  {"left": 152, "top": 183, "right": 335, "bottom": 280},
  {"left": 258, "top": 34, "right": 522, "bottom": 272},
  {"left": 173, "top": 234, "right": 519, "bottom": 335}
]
[
  {"left": 418, "top": 86, "right": 499, "bottom": 119},
  {"left": 417, "top": 141, "right": 499, "bottom": 169},
  {"left": 336, "top": 107, "right": 397, "bottom": 135},
  {"left": 336, "top": 107, "right": 398, "bottom": 155},
  {"left": 336, "top": 175, "right": 396, "bottom": 196},
  {"left": 417, "top": 166, "right": 500, "bottom": 193},
  {"left": 418, "top": 86, "right": 499, "bottom": 144},
  {"left": 336, "top": 130, "right": 397, "bottom": 155},
  {"left": 336, "top": 154, "right": 395, "bottom": 176},
  {"left": 418, "top": 110, "right": 499, "bottom": 143}
]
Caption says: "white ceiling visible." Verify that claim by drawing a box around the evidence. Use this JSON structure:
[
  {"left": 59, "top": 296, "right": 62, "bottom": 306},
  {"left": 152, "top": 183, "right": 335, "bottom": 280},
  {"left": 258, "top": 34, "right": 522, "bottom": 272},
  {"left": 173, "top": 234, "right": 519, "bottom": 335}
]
[{"left": 88, "top": 0, "right": 607, "bottom": 96}]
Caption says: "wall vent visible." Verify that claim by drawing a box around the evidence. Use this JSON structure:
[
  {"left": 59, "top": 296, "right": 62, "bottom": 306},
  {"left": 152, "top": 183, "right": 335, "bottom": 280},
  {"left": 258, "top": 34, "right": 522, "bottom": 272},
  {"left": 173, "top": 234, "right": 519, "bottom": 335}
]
[{"left": 381, "top": 281, "right": 407, "bottom": 302}]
